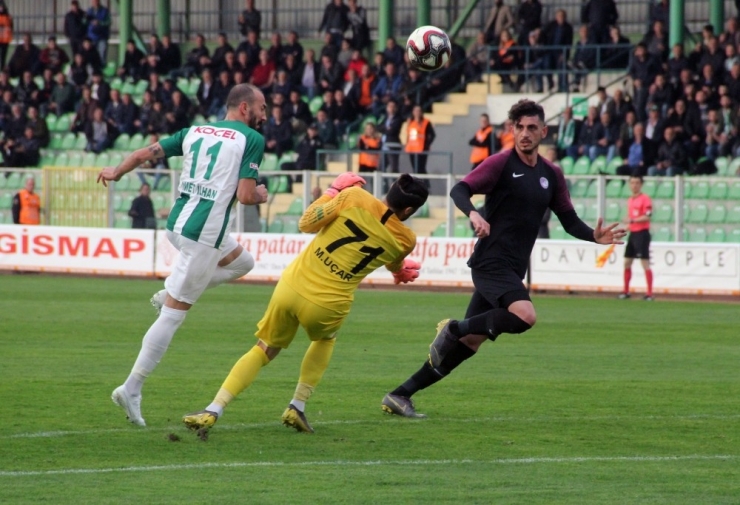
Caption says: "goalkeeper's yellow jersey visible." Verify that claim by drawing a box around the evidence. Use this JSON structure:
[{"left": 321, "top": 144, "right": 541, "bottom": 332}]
[{"left": 281, "top": 187, "right": 416, "bottom": 310}]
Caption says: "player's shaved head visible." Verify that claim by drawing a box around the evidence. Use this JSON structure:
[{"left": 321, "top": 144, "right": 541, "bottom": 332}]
[
  {"left": 226, "top": 83, "right": 260, "bottom": 110},
  {"left": 508, "top": 99, "right": 545, "bottom": 125}
]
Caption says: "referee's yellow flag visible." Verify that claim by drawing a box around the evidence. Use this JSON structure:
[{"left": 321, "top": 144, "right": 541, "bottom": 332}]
[{"left": 595, "top": 244, "right": 616, "bottom": 268}]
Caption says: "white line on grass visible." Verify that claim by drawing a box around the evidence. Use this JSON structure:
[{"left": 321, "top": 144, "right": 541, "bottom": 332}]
[
  {"left": 1, "top": 455, "right": 737, "bottom": 478},
  {"left": 6, "top": 413, "right": 740, "bottom": 440}
]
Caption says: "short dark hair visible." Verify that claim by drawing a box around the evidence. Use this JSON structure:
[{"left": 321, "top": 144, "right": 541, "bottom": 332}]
[
  {"left": 630, "top": 175, "right": 644, "bottom": 183},
  {"left": 225, "top": 83, "right": 259, "bottom": 110},
  {"left": 386, "top": 174, "right": 429, "bottom": 212},
  {"left": 508, "top": 99, "right": 545, "bottom": 124}
]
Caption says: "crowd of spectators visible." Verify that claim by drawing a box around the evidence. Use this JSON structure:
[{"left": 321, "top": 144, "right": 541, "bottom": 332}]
[{"left": 0, "top": 0, "right": 471, "bottom": 173}]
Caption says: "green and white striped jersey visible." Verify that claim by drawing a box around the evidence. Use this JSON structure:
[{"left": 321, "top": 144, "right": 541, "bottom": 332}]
[{"left": 160, "top": 121, "right": 264, "bottom": 248}]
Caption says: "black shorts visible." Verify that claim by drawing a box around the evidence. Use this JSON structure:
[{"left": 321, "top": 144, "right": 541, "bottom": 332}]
[
  {"left": 464, "top": 269, "right": 531, "bottom": 319},
  {"left": 625, "top": 230, "right": 651, "bottom": 259}
]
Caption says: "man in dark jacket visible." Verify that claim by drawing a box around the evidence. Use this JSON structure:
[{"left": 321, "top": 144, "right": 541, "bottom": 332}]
[
  {"left": 319, "top": 0, "right": 349, "bottom": 48},
  {"left": 542, "top": 9, "right": 573, "bottom": 92},
  {"left": 517, "top": 0, "right": 542, "bottom": 46},
  {"left": 64, "top": 0, "right": 87, "bottom": 55},
  {"left": 378, "top": 100, "right": 403, "bottom": 173},
  {"left": 263, "top": 106, "right": 293, "bottom": 157},
  {"left": 580, "top": 0, "right": 618, "bottom": 45},
  {"left": 238, "top": 0, "right": 262, "bottom": 38},
  {"left": 7, "top": 33, "right": 40, "bottom": 78},
  {"left": 128, "top": 183, "right": 156, "bottom": 229},
  {"left": 648, "top": 126, "right": 688, "bottom": 176},
  {"left": 157, "top": 35, "right": 181, "bottom": 75}
]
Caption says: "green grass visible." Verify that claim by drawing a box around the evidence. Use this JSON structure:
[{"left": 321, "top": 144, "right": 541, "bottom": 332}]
[{"left": 1, "top": 275, "right": 739, "bottom": 504}]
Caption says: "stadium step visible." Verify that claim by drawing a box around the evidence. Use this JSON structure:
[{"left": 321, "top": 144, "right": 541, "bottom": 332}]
[
  {"left": 432, "top": 102, "right": 470, "bottom": 116},
  {"left": 447, "top": 92, "right": 487, "bottom": 105},
  {"left": 423, "top": 113, "right": 454, "bottom": 125},
  {"left": 409, "top": 217, "right": 445, "bottom": 237},
  {"left": 465, "top": 82, "right": 489, "bottom": 95}
]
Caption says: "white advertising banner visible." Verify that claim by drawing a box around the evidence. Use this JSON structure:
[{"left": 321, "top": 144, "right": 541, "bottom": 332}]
[
  {"left": 0, "top": 225, "right": 156, "bottom": 276},
  {"left": 531, "top": 240, "right": 740, "bottom": 295}
]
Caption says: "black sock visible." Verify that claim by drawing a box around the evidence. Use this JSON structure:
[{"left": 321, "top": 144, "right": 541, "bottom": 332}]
[
  {"left": 460, "top": 309, "right": 531, "bottom": 337},
  {"left": 449, "top": 319, "right": 468, "bottom": 337},
  {"left": 390, "top": 344, "right": 477, "bottom": 398}
]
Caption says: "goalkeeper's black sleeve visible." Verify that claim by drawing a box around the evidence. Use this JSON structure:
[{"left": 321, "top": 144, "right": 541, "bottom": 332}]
[
  {"left": 556, "top": 209, "right": 597, "bottom": 243},
  {"left": 449, "top": 181, "right": 477, "bottom": 217}
]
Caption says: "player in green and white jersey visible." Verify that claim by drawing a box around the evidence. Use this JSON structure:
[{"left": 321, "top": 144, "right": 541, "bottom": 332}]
[{"left": 97, "top": 84, "right": 269, "bottom": 426}]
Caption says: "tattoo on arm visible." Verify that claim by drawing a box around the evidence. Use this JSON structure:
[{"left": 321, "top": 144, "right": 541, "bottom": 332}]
[{"left": 147, "top": 144, "right": 163, "bottom": 158}]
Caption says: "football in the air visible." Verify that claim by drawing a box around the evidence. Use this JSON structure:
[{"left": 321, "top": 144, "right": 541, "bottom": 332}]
[{"left": 406, "top": 25, "right": 451, "bottom": 72}]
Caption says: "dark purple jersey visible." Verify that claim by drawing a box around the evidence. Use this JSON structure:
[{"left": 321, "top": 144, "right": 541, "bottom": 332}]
[{"left": 460, "top": 149, "right": 573, "bottom": 278}]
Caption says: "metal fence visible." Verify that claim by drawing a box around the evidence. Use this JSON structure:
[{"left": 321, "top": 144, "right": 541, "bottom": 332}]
[{"left": 4, "top": 0, "right": 737, "bottom": 42}]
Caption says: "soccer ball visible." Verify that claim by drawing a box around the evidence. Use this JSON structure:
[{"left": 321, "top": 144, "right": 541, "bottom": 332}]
[{"left": 406, "top": 25, "right": 451, "bottom": 72}]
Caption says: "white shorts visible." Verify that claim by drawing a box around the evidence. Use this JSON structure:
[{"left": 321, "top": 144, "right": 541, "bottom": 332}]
[{"left": 164, "top": 231, "right": 240, "bottom": 305}]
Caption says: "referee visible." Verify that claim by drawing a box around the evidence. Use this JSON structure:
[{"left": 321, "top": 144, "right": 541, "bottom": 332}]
[{"left": 620, "top": 175, "right": 654, "bottom": 301}]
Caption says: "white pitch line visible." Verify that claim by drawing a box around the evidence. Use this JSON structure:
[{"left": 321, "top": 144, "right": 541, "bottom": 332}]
[
  {"left": 1, "top": 455, "right": 737, "bottom": 478},
  {"left": 6, "top": 413, "right": 740, "bottom": 440}
]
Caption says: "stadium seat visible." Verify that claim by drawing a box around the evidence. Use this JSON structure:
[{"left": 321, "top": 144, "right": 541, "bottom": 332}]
[
  {"left": 0, "top": 210, "right": 7, "bottom": 224},
  {"left": 605, "top": 179, "right": 623, "bottom": 198},
  {"left": 573, "top": 202, "right": 585, "bottom": 216},
  {"left": 728, "top": 181, "right": 740, "bottom": 200},
  {"left": 655, "top": 180, "right": 675, "bottom": 199},
  {"left": 49, "top": 133, "right": 63, "bottom": 149},
  {"left": 652, "top": 203, "right": 673, "bottom": 223},
  {"left": 192, "top": 114, "right": 207, "bottom": 125},
  {"left": 550, "top": 224, "right": 567, "bottom": 239},
  {"left": 687, "top": 203, "right": 708, "bottom": 223},
  {"left": 569, "top": 179, "right": 590, "bottom": 198},
  {"left": 113, "top": 134, "right": 131, "bottom": 151},
  {"left": 74, "top": 133, "right": 88, "bottom": 150},
  {"left": 653, "top": 226, "right": 673, "bottom": 242},
  {"left": 605, "top": 156, "right": 622, "bottom": 175},
  {"left": 431, "top": 222, "right": 446, "bottom": 237},
  {"left": 728, "top": 228, "right": 740, "bottom": 242},
  {"left": 285, "top": 197, "right": 304, "bottom": 215},
  {"left": 267, "top": 175, "right": 291, "bottom": 193},
  {"left": 261, "top": 153, "right": 278, "bottom": 171},
  {"left": 81, "top": 152, "right": 97, "bottom": 167},
  {"left": 115, "top": 173, "right": 133, "bottom": 191},
  {"left": 281, "top": 216, "right": 300, "bottom": 234},
  {"left": 267, "top": 218, "right": 283, "bottom": 233},
  {"left": 6, "top": 172, "right": 22, "bottom": 189},
  {"left": 308, "top": 96, "right": 323, "bottom": 115},
  {"left": 103, "top": 61, "right": 117, "bottom": 78},
  {"left": 725, "top": 204, "right": 740, "bottom": 223},
  {"left": 415, "top": 201, "right": 430, "bottom": 218},
  {"left": 129, "top": 133, "right": 146, "bottom": 150},
  {"left": 688, "top": 180, "right": 710, "bottom": 199},
  {"left": 68, "top": 152, "right": 83, "bottom": 167},
  {"left": 708, "top": 228, "right": 726, "bottom": 242},
  {"left": 52, "top": 114, "right": 71, "bottom": 132},
  {"left": 454, "top": 219, "right": 474, "bottom": 237},
  {"left": 714, "top": 157, "right": 729, "bottom": 176},
  {"left": 706, "top": 205, "right": 727, "bottom": 224},
  {"left": 559, "top": 156, "right": 574, "bottom": 175},
  {"left": 727, "top": 157, "right": 740, "bottom": 176},
  {"left": 109, "top": 77, "right": 123, "bottom": 91},
  {"left": 708, "top": 181, "right": 728, "bottom": 200},
  {"left": 0, "top": 190, "right": 12, "bottom": 208},
  {"left": 45, "top": 114, "right": 58, "bottom": 132},
  {"left": 60, "top": 132, "right": 77, "bottom": 150},
  {"left": 572, "top": 156, "right": 590, "bottom": 175},
  {"left": 278, "top": 152, "right": 296, "bottom": 169},
  {"left": 40, "top": 152, "right": 55, "bottom": 167},
  {"left": 188, "top": 79, "right": 201, "bottom": 96},
  {"left": 589, "top": 156, "right": 606, "bottom": 174},
  {"left": 584, "top": 203, "right": 598, "bottom": 221},
  {"left": 641, "top": 180, "right": 657, "bottom": 197},
  {"left": 689, "top": 227, "right": 707, "bottom": 242},
  {"left": 586, "top": 180, "right": 598, "bottom": 197},
  {"left": 54, "top": 152, "right": 70, "bottom": 167},
  {"left": 169, "top": 156, "right": 183, "bottom": 170},
  {"left": 96, "top": 152, "right": 111, "bottom": 167},
  {"left": 109, "top": 152, "right": 125, "bottom": 167},
  {"left": 605, "top": 202, "right": 621, "bottom": 221},
  {"left": 347, "top": 132, "right": 359, "bottom": 149}
]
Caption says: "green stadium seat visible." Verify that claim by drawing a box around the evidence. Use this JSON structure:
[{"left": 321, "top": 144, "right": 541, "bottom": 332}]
[
  {"left": 415, "top": 201, "right": 430, "bottom": 218},
  {"left": 54, "top": 152, "right": 70, "bottom": 167},
  {"left": 52, "top": 114, "right": 71, "bottom": 132},
  {"left": 0, "top": 190, "right": 13, "bottom": 208},
  {"left": 96, "top": 152, "right": 111, "bottom": 167},
  {"left": 109, "top": 152, "right": 125, "bottom": 167},
  {"left": 115, "top": 173, "right": 132, "bottom": 191},
  {"left": 45, "top": 114, "right": 58, "bottom": 132},
  {"left": 113, "top": 134, "right": 131, "bottom": 151},
  {"left": 347, "top": 132, "right": 359, "bottom": 149},
  {"left": 706, "top": 205, "right": 727, "bottom": 224},
  {"left": 584, "top": 203, "right": 598, "bottom": 221},
  {"left": 176, "top": 78, "right": 189, "bottom": 93},
  {"left": 708, "top": 181, "right": 729, "bottom": 200},
  {"left": 605, "top": 179, "right": 623, "bottom": 198},
  {"left": 267, "top": 175, "right": 290, "bottom": 193},
  {"left": 152, "top": 193, "right": 166, "bottom": 210},
  {"left": 74, "top": 134, "right": 88, "bottom": 150},
  {"left": 708, "top": 228, "right": 726, "bottom": 242},
  {"left": 454, "top": 219, "right": 474, "bottom": 237},
  {"left": 103, "top": 61, "right": 117, "bottom": 78},
  {"left": 550, "top": 224, "right": 567, "bottom": 239},
  {"left": 193, "top": 114, "right": 207, "bottom": 125},
  {"left": 725, "top": 204, "right": 740, "bottom": 223},
  {"left": 169, "top": 156, "right": 183, "bottom": 170},
  {"left": 570, "top": 179, "right": 590, "bottom": 198},
  {"left": 572, "top": 156, "right": 590, "bottom": 175},
  {"left": 573, "top": 202, "right": 585, "bottom": 216},
  {"left": 689, "top": 227, "right": 707, "bottom": 242},
  {"left": 60, "top": 132, "right": 76, "bottom": 150},
  {"left": 267, "top": 218, "right": 283, "bottom": 233},
  {"left": 40, "top": 152, "right": 55, "bottom": 167},
  {"left": 6, "top": 171, "right": 22, "bottom": 189},
  {"left": 687, "top": 203, "right": 708, "bottom": 223},
  {"left": 285, "top": 197, "right": 304, "bottom": 215},
  {"left": 727, "top": 228, "right": 740, "bottom": 242},
  {"left": 605, "top": 156, "right": 623, "bottom": 175},
  {"left": 728, "top": 181, "right": 740, "bottom": 200},
  {"left": 81, "top": 152, "right": 97, "bottom": 167},
  {"left": 655, "top": 180, "right": 675, "bottom": 199},
  {"left": 261, "top": 153, "right": 278, "bottom": 171},
  {"left": 653, "top": 226, "right": 673, "bottom": 242},
  {"left": 49, "top": 133, "right": 63, "bottom": 149},
  {"left": 68, "top": 152, "right": 83, "bottom": 167},
  {"left": 728, "top": 157, "right": 740, "bottom": 176},
  {"left": 157, "top": 177, "right": 171, "bottom": 192},
  {"left": 308, "top": 96, "right": 324, "bottom": 115},
  {"left": 688, "top": 180, "right": 710, "bottom": 199},
  {"left": 110, "top": 77, "right": 123, "bottom": 91},
  {"left": 281, "top": 216, "right": 300, "bottom": 234},
  {"left": 641, "top": 180, "right": 657, "bottom": 198},
  {"left": 714, "top": 156, "right": 729, "bottom": 176},
  {"left": 0, "top": 210, "right": 7, "bottom": 224},
  {"left": 188, "top": 79, "right": 201, "bottom": 96},
  {"left": 431, "top": 222, "right": 446, "bottom": 237},
  {"left": 586, "top": 179, "right": 598, "bottom": 197},
  {"left": 559, "top": 156, "right": 574, "bottom": 175},
  {"left": 652, "top": 203, "right": 674, "bottom": 223},
  {"left": 129, "top": 133, "right": 146, "bottom": 150},
  {"left": 605, "top": 202, "right": 621, "bottom": 221},
  {"left": 112, "top": 193, "right": 124, "bottom": 211},
  {"left": 589, "top": 156, "right": 606, "bottom": 174},
  {"left": 278, "top": 152, "right": 297, "bottom": 169}
]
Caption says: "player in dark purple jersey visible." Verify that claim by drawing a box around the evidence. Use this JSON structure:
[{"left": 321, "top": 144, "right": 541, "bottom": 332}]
[{"left": 381, "top": 99, "right": 626, "bottom": 418}]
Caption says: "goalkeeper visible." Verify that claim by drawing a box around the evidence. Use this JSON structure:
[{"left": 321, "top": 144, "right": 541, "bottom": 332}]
[{"left": 183, "top": 173, "right": 428, "bottom": 434}]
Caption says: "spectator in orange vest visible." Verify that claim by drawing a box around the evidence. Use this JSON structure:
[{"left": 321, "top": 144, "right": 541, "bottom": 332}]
[
  {"left": 497, "top": 119, "right": 515, "bottom": 150},
  {"left": 404, "top": 105, "right": 436, "bottom": 176},
  {"left": 11, "top": 176, "right": 40, "bottom": 225},
  {"left": 357, "top": 63, "right": 375, "bottom": 112},
  {"left": 357, "top": 122, "right": 380, "bottom": 173},
  {"left": 0, "top": 3, "right": 12, "bottom": 71},
  {"left": 468, "top": 113, "right": 494, "bottom": 169}
]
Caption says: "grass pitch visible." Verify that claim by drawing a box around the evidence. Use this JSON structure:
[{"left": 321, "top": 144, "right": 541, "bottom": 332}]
[{"left": 0, "top": 275, "right": 739, "bottom": 504}]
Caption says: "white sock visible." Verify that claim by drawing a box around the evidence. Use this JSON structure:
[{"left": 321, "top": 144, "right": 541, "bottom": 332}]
[
  {"left": 205, "top": 402, "right": 224, "bottom": 417},
  {"left": 207, "top": 250, "right": 254, "bottom": 289},
  {"left": 123, "top": 306, "right": 187, "bottom": 396},
  {"left": 290, "top": 400, "right": 306, "bottom": 412}
]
